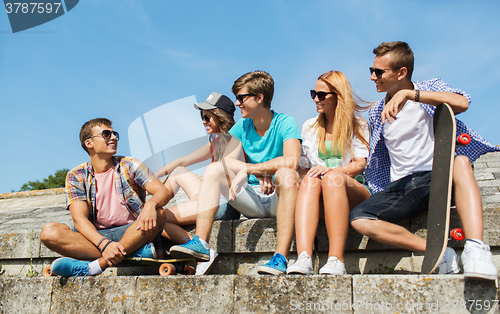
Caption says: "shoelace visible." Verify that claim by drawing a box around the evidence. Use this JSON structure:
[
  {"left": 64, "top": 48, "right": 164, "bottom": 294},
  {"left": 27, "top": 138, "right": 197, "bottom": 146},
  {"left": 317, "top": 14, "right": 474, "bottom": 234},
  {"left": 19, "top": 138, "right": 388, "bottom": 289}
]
[
  {"left": 70, "top": 264, "right": 89, "bottom": 284},
  {"left": 295, "top": 255, "right": 311, "bottom": 267},
  {"left": 467, "top": 245, "right": 490, "bottom": 260}
]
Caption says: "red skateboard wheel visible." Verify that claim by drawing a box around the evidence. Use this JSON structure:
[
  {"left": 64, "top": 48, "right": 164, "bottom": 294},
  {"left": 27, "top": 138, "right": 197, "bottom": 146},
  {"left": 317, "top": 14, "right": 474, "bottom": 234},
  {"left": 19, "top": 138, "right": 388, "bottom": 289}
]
[
  {"left": 43, "top": 266, "right": 56, "bottom": 277},
  {"left": 457, "top": 133, "right": 471, "bottom": 146},
  {"left": 159, "top": 263, "right": 176, "bottom": 276},
  {"left": 183, "top": 265, "right": 195, "bottom": 275},
  {"left": 451, "top": 228, "right": 464, "bottom": 241}
]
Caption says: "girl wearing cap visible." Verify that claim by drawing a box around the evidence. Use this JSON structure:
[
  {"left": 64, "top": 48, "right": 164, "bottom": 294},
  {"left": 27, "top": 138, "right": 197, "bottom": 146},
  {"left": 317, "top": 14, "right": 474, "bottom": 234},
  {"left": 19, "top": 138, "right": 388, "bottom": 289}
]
[
  {"left": 154, "top": 92, "right": 240, "bottom": 274},
  {"left": 286, "top": 71, "right": 371, "bottom": 276}
]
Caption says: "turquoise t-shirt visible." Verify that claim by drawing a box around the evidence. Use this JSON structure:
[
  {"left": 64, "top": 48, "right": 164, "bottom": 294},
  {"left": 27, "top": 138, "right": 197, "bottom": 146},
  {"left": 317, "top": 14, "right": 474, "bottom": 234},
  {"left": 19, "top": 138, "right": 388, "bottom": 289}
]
[{"left": 229, "top": 111, "right": 302, "bottom": 186}]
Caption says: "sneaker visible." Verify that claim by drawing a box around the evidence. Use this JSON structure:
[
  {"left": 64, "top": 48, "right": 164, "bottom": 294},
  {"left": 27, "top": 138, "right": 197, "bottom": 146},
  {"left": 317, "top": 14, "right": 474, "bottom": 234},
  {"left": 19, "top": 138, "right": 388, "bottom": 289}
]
[
  {"left": 257, "top": 253, "right": 288, "bottom": 275},
  {"left": 462, "top": 240, "right": 498, "bottom": 280},
  {"left": 438, "top": 247, "right": 460, "bottom": 274},
  {"left": 129, "top": 242, "right": 157, "bottom": 261},
  {"left": 195, "top": 248, "right": 219, "bottom": 276},
  {"left": 286, "top": 251, "right": 313, "bottom": 275},
  {"left": 51, "top": 257, "right": 90, "bottom": 277},
  {"left": 319, "top": 256, "right": 346, "bottom": 275},
  {"left": 169, "top": 235, "right": 210, "bottom": 261}
]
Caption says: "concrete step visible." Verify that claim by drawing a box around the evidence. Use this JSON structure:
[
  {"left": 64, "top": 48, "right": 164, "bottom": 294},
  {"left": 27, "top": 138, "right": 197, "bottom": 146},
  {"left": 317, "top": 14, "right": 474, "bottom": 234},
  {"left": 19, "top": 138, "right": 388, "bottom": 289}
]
[{"left": 1, "top": 274, "right": 499, "bottom": 313}]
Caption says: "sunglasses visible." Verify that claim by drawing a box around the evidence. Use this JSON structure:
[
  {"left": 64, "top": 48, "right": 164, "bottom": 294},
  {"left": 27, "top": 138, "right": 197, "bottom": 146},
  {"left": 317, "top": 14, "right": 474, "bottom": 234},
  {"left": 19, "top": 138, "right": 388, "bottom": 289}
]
[
  {"left": 310, "top": 90, "right": 335, "bottom": 101},
  {"left": 369, "top": 67, "right": 400, "bottom": 78},
  {"left": 87, "top": 130, "right": 120, "bottom": 141},
  {"left": 236, "top": 93, "right": 257, "bottom": 103},
  {"left": 201, "top": 114, "right": 211, "bottom": 123}
]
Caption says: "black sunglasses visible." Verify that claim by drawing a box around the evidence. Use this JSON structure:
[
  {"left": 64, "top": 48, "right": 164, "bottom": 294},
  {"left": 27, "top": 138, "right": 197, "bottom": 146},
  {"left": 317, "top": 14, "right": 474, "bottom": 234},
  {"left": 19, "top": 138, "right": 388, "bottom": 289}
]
[
  {"left": 201, "top": 114, "right": 211, "bottom": 123},
  {"left": 236, "top": 93, "right": 257, "bottom": 102},
  {"left": 310, "top": 90, "right": 335, "bottom": 101},
  {"left": 369, "top": 67, "right": 400, "bottom": 78},
  {"left": 88, "top": 130, "right": 120, "bottom": 141}
]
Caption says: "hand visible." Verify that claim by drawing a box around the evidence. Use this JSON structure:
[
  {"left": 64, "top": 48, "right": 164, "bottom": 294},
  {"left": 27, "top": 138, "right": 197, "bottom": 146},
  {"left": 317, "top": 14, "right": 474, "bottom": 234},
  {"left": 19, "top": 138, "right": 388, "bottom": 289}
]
[
  {"left": 136, "top": 203, "right": 158, "bottom": 237},
  {"left": 307, "top": 165, "right": 330, "bottom": 178},
  {"left": 255, "top": 175, "right": 275, "bottom": 195},
  {"left": 381, "top": 90, "right": 411, "bottom": 124},
  {"left": 229, "top": 168, "right": 248, "bottom": 201},
  {"left": 101, "top": 241, "right": 126, "bottom": 266}
]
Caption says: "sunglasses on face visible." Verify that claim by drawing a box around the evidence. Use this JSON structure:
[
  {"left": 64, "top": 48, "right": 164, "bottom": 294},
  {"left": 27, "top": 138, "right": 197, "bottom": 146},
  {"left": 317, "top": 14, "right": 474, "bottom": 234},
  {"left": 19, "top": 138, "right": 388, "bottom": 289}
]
[
  {"left": 369, "top": 67, "right": 401, "bottom": 78},
  {"left": 310, "top": 90, "right": 335, "bottom": 101},
  {"left": 235, "top": 93, "right": 257, "bottom": 103},
  {"left": 87, "top": 130, "right": 120, "bottom": 141},
  {"left": 201, "top": 114, "right": 211, "bottom": 123}
]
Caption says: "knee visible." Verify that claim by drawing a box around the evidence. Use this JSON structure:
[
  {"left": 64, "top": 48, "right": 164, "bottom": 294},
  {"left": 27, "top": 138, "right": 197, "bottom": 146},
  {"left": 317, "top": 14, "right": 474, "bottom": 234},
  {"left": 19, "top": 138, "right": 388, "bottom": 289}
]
[
  {"left": 170, "top": 166, "right": 189, "bottom": 176},
  {"left": 40, "top": 222, "right": 65, "bottom": 244},
  {"left": 275, "top": 168, "right": 298, "bottom": 190},
  {"left": 323, "top": 170, "right": 347, "bottom": 188},
  {"left": 350, "top": 218, "right": 373, "bottom": 236},
  {"left": 203, "top": 162, "right": 225, "bottom": 180},
  {"left": 157, "top": 208, "right": 167, "bottom": 226},
  {"left": 454, "top": 155, "right": 472, "bottom": 172}
]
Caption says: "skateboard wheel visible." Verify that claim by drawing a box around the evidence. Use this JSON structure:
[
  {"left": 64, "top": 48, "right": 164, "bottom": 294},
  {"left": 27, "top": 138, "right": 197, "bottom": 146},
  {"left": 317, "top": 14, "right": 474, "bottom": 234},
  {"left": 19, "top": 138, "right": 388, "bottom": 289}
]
[
  {"left": 183, "top": 265, "right": 195, "bottom": 275},
  {"left": 43, "top": 266, "right": 56, "bottom": 277},
  {"left": 451, "top": 228, "right": 465, "bottom": 241},
  {"left": 457, "top": 133, "right": 471, "bottom": 146},
  {"left": 159, "top": 263, "right": 176, "bottom": 276}
]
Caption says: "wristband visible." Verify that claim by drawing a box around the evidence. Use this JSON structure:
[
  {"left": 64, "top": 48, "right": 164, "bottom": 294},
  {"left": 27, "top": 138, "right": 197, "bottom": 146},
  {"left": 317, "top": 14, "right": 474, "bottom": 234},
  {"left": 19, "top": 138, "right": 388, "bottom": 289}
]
[
  {"left": 415, "top": 89, "right": 420, "bottom": 102},
  {"left": 96, "top": 237, "right": 108, "bottom": 248},
  {"left": 100, "top": 239, "right": 113, "bottom": 253}
]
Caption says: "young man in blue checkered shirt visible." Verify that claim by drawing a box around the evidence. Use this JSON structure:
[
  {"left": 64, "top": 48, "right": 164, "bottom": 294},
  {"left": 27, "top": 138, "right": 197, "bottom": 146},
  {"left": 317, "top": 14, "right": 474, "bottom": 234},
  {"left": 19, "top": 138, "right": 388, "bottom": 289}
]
[{"left": 349, "top": 41, "right": 499, "bottom": 279}]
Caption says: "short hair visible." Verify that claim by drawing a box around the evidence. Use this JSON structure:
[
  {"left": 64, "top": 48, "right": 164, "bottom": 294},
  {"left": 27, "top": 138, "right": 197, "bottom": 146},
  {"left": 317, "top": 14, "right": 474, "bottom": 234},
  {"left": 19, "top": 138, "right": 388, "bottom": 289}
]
[
  {"left": 373, "top": 41, "right": 414, "bottom": 80},
  {"left": 79, "top": 118, "right": 112, "bottom": 154},
  {"left": 232, "top": 70, "right": 274, "bottom": 109}
]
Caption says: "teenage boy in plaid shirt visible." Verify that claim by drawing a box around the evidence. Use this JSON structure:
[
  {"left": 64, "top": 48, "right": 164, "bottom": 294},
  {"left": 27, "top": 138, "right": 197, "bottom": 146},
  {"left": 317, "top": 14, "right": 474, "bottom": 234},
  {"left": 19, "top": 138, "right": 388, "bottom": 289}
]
[
  {"left": 40, "top": 118, "right": 168, "bottom": 278},
  {"left": 349, "top": 41, "right": 499, "bottom": 279}
]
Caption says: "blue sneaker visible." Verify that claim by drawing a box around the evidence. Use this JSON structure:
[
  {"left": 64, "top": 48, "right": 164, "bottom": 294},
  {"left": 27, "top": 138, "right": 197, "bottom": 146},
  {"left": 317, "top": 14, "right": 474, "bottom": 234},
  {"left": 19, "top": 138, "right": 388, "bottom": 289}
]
[
  {"left": 169, "top": 235, "right": 210, "bottom": 261},
  {"left": 51, "top": 257, "right": 90, "bottom": 277},
  {"left": 257, "top": 253, "right": 288, "bottom": 275},
  {"left": 129, "top": 242, "right": 157, "bottom": 261}
]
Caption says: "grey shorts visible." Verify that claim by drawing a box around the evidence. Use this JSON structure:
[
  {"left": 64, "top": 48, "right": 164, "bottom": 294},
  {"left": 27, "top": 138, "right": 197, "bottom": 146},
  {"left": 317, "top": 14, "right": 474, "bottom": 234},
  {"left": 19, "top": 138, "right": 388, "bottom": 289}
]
[{"left": 229, "top": 183, "right": 279, "bottom": 218}]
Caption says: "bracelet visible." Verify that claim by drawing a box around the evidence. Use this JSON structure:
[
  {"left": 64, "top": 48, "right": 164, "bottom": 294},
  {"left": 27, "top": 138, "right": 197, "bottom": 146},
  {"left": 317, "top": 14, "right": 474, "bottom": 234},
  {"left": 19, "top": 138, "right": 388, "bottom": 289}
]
[
  {"left": 415, "top": 89, "right": 420, "bottom": 102},
  {"left": 100, "top": 239, "right": 113, "bottom": 253},
  {"left": 96, "top": 237, "right": 108, "bottom": 248}
]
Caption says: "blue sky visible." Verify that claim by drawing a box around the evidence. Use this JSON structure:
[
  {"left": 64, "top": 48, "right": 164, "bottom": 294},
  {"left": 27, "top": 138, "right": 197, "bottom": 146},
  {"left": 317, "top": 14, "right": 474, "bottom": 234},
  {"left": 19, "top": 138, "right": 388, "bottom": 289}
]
[{"left": 1, "top": 0, "right": 499, "bottom": 193}]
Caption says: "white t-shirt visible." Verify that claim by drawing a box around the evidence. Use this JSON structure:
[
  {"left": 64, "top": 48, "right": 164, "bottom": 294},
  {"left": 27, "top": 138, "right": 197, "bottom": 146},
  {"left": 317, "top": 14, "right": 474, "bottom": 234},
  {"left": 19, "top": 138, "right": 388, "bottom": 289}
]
[{"left": 382, "top": 99, "right": 434, "bottom": 182}]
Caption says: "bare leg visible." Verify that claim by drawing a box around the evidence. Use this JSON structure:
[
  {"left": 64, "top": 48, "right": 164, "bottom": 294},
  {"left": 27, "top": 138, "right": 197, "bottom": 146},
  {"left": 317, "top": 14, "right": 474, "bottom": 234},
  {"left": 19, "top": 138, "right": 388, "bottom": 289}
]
[
  {"left": 162, "top": 223, "right": 191, "bottom": 244},
  {"left": 294, "top": 175, "right": 322, "bottom": 257},
  {"left": 164, "top": 166, "right": 202, "bottom": 200},
  {"left": 351, "top": 218, "right": 426, "bottom": 253},
  {"left": 40, "top": 222, "right": 102, "bottom": 260},
  {"left": 195, "top": 162, "right": 231, "bottom": 242},
  {"left": 453, "top": 155, "right": 483, "bottom": 240},
  {"left": 165, "top": 200, "right": 198, "bottom": 225},
  {"left": 322, "top": 171, "right": 370, "bottom": 262},
  {"left": 274, "top": 168, "right": 299, "bottom": 259}
]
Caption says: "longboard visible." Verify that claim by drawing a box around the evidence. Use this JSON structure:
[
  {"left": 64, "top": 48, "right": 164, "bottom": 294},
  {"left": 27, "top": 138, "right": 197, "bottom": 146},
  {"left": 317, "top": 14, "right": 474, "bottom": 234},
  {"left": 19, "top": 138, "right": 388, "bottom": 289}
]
[{"left": 421, "top": 103, "right": 456, "bottom": 274}]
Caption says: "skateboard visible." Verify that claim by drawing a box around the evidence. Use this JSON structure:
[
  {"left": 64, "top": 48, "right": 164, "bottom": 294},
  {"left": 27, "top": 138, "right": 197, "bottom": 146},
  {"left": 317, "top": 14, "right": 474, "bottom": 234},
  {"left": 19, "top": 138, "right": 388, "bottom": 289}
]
[
  {"left": 421, "top": 103, "right": 470, "bottom": 274},
  {"left": 44, "top": 257, "right": 196, "bottom": 277}
]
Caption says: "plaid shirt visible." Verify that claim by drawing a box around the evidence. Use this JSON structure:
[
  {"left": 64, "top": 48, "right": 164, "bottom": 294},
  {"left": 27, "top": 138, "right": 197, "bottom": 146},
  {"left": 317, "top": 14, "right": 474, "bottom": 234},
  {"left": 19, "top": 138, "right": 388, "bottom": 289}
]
[
  {"left": 365, "top": 78, "right": 500, "bottom": 194},
  {"left": 65, "top": 156, "right": 156, "bottom": 225}
]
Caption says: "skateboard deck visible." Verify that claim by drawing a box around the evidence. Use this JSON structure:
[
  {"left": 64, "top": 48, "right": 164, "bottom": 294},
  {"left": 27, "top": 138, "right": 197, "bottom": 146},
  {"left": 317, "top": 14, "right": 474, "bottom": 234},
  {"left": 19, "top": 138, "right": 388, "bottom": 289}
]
[
  {"left": 120, "top": 257, "right": 196, "bottom": 276},
  {"left": 421, "top": 103, "right": 457, "bottom": 274}
]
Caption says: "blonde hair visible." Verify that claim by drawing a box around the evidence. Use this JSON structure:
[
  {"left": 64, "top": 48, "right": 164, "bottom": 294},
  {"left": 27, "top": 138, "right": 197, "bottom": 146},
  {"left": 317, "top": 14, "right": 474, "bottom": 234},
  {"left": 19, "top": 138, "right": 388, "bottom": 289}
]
[
  {"left": 312, "top": 71, "right": 369, "bottom": 159},
  {"left": 206, "top": 108, "right": 236, "bottom": 162}
]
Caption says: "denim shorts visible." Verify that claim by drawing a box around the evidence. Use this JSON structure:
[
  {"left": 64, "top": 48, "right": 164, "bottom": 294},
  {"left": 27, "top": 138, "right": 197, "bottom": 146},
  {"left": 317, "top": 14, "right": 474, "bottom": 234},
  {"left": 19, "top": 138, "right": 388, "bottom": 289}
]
[
  {"left": 349, "top": 171, "right": 432, "bottom": 223},
  {"left": 215, "top": 194, "right": 241, "bottom": 220},
  {"left": 73, "top": 219, "right": 164, "bottom": 243}
]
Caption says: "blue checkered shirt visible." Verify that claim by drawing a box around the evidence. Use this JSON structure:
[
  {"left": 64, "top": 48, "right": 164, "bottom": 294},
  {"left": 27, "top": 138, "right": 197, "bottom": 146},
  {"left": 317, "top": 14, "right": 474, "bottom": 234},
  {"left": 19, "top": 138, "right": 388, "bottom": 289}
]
[{"left": 365, "top": 78, "right": 500, "bottom": 194}]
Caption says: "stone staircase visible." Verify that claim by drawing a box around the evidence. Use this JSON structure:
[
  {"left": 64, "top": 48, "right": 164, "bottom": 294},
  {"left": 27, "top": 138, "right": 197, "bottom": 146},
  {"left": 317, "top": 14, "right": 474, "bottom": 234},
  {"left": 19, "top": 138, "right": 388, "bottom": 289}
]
[{"left": 0, "top": 151, "right": 499, "bottom": 313}]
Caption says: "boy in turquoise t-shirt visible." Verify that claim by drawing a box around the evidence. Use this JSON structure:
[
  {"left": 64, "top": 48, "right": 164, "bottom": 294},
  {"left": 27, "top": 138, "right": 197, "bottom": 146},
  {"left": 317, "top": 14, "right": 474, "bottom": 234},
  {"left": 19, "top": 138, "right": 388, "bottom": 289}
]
[{"left": 171, "top": 71, "right": 302, "bottom": 275}]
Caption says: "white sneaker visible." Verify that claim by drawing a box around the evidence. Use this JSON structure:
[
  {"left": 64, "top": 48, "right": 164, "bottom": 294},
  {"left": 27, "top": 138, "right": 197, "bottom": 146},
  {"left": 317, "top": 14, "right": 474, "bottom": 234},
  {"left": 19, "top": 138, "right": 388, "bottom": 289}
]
[
  {"left": 195, "top": 248, "right": 218, "bottom": 276},
  {"left": 462, "top": 240, "right": 498, "bottom": 280},
  {"left": 438, "top": 247, "right": 460, "bottom": 274},
  {"left": 286, "top": 251, "right": 313, "bottom": 275},
  {"left": 319, "top": 256, "right": 346, "bottom": 275}
]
